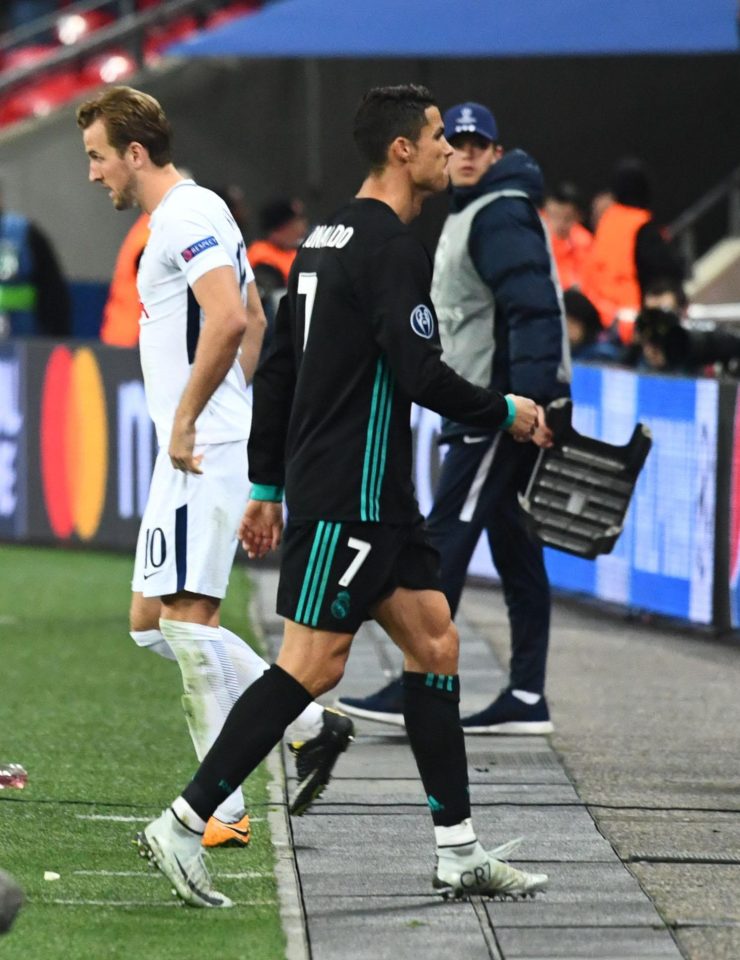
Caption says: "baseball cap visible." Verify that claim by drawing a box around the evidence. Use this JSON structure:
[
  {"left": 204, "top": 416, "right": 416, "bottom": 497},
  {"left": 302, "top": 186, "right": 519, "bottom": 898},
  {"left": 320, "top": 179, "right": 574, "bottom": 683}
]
[{"left": 443, "top": 102, "right": 498, "bottom": 144}]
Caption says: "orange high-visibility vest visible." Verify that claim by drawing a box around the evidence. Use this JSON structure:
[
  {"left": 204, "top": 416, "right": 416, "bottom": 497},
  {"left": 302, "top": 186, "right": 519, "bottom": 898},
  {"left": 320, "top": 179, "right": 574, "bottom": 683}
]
[
  {"left": 581, "top": 203, "right": 651, "bottom": 340},
  {"left": 547, "top": 221, "right": 592, "bottom": 292},
  {"left": 100, "top": 213, "right": 150, "bottom": 347},
  {"left": 247, "top": 240, "right": 296, "bottom": 285}
]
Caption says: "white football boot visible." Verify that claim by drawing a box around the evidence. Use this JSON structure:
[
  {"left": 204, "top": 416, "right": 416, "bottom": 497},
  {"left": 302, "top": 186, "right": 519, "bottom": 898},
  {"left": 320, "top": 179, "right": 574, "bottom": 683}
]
[
  {"left": 135, "top": 809, "right": 232, "bottom": 908},
  {"left": 434, "top": 838, "right": 548, "bottom": 900}
]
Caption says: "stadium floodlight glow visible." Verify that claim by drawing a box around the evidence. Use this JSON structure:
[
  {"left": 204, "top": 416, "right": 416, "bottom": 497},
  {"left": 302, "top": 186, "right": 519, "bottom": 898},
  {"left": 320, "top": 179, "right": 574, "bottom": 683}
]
[{"left": 57, "top": 14, "right": 88, "bottom": 46}]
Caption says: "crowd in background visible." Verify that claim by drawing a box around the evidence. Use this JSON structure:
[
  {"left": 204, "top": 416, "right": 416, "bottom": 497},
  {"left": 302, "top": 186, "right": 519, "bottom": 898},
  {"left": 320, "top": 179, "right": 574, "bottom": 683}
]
[
  {"left": 1, "top": 72, "right": 739, "bottom": 378},
  {"left": 542, "top": 158, "right": 740, "bottom": 377}
]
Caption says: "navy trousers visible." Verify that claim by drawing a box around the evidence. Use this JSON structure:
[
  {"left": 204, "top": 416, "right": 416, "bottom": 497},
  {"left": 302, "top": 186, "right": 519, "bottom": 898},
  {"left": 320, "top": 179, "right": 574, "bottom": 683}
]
[{"left": 426, "top": 432, "right": 551, "bottom": 694}]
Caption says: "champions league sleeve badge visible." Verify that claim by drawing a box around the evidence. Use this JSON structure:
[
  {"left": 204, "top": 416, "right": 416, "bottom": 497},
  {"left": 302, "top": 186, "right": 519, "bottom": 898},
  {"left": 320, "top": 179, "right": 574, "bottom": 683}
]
[{"left": 410, "top": 304, "right": 435, "bottom": 339}]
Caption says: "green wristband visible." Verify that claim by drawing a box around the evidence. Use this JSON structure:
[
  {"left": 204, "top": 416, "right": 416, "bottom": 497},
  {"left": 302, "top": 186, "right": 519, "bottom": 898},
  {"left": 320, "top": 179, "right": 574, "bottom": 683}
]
[
  {"left": 250, "top": 483, "right": 284, "bottom": 502},
  {"left": 501, "top": 395, "right": 516, "bottom": 431}
]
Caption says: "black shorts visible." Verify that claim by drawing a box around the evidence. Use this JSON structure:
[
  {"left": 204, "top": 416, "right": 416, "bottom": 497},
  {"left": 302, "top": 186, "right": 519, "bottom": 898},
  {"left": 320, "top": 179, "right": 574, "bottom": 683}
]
[{"left": 277, "top": 519, "right": 441, "bottom": 634}]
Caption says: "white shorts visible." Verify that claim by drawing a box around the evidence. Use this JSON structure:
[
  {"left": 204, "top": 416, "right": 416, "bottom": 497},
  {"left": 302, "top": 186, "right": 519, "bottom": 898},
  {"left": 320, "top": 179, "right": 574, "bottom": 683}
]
[{"left": 132, "top": 441, "right": 249, "bottom": 600}]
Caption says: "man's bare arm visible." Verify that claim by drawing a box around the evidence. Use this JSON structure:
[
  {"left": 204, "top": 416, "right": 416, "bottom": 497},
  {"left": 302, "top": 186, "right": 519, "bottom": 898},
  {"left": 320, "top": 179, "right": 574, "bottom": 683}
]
[
  {"left": 238, "top": 280, "right": 267, "bottom": 383},
  {"left": 169, "top": 265, "right": 248, "bottom": 473}
]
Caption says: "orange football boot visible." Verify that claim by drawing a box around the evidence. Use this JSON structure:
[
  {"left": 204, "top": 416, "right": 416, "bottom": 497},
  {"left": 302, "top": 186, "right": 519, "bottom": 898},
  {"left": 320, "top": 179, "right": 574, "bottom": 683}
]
[{"left": 202, "top": 813, "right": 251, "bottom": 848}]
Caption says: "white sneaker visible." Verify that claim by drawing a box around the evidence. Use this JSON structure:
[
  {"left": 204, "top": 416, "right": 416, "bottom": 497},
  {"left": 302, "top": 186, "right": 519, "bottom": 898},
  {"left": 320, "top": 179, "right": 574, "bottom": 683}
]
[
  {"left": 135, "top": 809, "right": 233, "bottom": 908},
  {"left": 433, "top": 839, "right": 548, "bottom": 900}
]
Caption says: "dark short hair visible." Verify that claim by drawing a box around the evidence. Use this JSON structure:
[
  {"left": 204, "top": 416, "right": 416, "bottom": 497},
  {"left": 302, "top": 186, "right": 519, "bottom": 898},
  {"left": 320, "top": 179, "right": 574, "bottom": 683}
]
[
  {"left": 353, "top": 84, "right": 437, "bottom": 172},
  {"left": 564, "top": 289, "right": 602, "bottom": 343},
  {"left": 547, "top": 181, "right": 582, "bottom": 209},
  {"left": 76, "top": 85, "right": 173, "bottom": 167},
  {"left": 611, "top": 157, "right": 651, "bottom": 209},
  {"left": 259, "top": 198, "right": 300, "bottom": 235},
  {"left": 642, "top": 277, "right": 688, "bottom": 310}
]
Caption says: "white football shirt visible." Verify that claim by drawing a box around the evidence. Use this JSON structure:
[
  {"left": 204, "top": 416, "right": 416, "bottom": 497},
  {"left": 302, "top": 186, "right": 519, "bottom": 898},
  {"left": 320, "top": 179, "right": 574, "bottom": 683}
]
[{"left": 137, "top": 179, "right": 254, "bottom": 447}]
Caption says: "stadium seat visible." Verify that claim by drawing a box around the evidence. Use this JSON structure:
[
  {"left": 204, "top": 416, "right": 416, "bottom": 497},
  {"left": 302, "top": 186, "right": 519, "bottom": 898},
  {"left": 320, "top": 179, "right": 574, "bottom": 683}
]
[
  {"left": 518, "top": 398, "right": 652, "bottom": 558},
  {"left": 206, "top": 2, "right": 260, "bottom": 28},
  {"left": 0, "top": 70, "right": 88, "bottom": 125},
  {"left": 144, "top": 16, "right": 198, "bottom": 61},
  {"left": 2, "top": 44, "right": 59, "bottom": 73}
]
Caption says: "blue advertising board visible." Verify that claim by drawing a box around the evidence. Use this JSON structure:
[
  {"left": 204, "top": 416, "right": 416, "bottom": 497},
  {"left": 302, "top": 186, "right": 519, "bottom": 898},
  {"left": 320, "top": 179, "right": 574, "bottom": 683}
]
[
  {"left": 414, "top": 365, "right": 719, "bottom": 625},
  {"left": 0, "top": 341, "right": 26, "bottom": 539}
]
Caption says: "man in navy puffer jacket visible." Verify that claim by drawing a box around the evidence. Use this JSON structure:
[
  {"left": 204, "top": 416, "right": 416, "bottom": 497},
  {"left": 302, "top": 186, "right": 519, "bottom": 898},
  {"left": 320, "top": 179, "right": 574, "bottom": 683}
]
[{"left": 338, "top": 102, "right": 571, "bottom": 734}]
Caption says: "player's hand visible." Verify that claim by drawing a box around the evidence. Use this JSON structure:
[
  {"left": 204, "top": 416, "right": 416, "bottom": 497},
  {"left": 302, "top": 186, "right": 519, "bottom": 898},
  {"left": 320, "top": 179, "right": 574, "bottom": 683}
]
[
  {"left": 505, "top": 394, "right": 538, "bottom": 443},
  {"left": 240, "top": 499, "right": 283, "bottom": 559},
  {"left": 169, "top": 419, "right": 203, "bottom": 474},
  {"left": 532, "top": 404, "right": 554, "bottom": 448}
]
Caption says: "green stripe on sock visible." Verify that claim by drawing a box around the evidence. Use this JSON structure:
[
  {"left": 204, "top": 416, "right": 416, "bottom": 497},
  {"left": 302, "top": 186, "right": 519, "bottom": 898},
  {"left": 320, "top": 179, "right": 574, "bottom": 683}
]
[
  {"left": 425, "top": 672, "right": 435, "bottom": 688},
  {"left": 308, "top": 522, "right": 342, "bottom": 627},
  {"left": 295, "top": 522, "right": 327, "bottom": 623}
]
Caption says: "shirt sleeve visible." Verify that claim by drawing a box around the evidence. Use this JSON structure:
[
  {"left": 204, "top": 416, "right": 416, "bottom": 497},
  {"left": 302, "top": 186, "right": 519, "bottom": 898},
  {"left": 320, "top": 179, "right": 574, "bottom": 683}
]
[
  {"left": 364, "top": 233, "right": 509, "bottom": 430},
  {"left": 163, "top": 205, "right": 235, "bottom": 287},
  {"left": 469, "top": 200, "right": 570, "bottom": 404},
  {"left": 248, "top": 294, "right": 295, "bottom": 488}
]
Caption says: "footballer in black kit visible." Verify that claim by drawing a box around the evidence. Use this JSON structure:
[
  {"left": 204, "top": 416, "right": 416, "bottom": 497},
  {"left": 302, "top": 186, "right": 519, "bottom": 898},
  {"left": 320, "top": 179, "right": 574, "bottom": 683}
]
[
  {"left": 136, "top": 84, "right": 548, "bottom": 910},
  {"left": 249, "top": 197, "right": 512, "bottom": 633}
]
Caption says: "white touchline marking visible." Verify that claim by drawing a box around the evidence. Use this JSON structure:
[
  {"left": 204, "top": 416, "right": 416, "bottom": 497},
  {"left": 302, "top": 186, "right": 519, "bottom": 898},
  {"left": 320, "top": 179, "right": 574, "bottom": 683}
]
[
  {"left": 76, "top": 815, "right": 151, "bottom": 823},
  {"left": 73, "top": 870, "right": 272, "bottom": 879},
  {"left": 44, "top": 899, "right": 277, "bottom": 908},
  {"left": 75, "top": 814, "right": 267, "bottom": 823}
]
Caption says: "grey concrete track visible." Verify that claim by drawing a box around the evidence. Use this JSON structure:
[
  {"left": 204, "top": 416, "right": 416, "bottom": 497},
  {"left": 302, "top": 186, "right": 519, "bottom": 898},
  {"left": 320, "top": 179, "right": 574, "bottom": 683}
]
[
  {"left": 462, "top": 588, "right": 740, "bottom": 960},
  {"left": 255, "top": 569, "right": 738, "bottom": 959}
]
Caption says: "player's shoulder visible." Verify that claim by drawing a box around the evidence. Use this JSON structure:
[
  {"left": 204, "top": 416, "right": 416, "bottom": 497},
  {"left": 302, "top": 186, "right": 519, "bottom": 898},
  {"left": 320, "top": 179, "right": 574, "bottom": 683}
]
[
  {"left": 305, "top": 199, "right": 405, "bottom": 248},
  {"left": 172, "top": 181, "right": 225, "bottom": 214}
]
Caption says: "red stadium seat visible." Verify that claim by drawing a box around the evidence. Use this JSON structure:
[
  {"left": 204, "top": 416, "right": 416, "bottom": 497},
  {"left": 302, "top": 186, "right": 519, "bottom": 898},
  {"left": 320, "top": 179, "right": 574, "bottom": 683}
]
[
  {"left": 206, "top": 2, "right": 260, "bottom": 29},
  {"left": 2, "top": 44, "right": 59, "bottom": 73},
  {"left": 143, "top": 16, "right": 198, "bottom": 62},
  {"left": 0, "top": 70, "right": 88, "bottom": 126}
]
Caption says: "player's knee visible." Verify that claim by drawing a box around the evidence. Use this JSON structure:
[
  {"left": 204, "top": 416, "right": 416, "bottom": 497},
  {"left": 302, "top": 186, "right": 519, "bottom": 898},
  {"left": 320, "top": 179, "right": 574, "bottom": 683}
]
[
  {"left": 129, "top": 610, "right": 156, "bottom": 633},
  {"left": 426, "top": 621, "right": 459, "bottom": 674},
  {"left": 129, "top": 594, "right": 160, "bottom": 633},
  {"left": 310, "top": 657, "right": 346, "bottom": 697}
]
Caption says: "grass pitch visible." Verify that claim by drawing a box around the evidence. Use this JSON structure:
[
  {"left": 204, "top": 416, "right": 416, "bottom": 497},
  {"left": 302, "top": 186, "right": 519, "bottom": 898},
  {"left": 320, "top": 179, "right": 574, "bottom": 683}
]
[{"left": 0, "top": 545, "right": 286, "bottom": 960}]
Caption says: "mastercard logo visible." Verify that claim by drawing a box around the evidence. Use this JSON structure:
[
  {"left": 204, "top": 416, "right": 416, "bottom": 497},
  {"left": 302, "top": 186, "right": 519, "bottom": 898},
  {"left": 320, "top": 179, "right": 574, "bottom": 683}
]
[{"left": 40, "top": 346, "right": 108, "bottom": 540}]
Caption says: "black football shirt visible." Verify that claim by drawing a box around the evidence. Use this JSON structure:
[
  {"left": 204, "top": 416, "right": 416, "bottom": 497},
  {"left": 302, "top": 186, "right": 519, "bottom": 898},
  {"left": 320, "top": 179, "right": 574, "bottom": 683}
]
[{"left": 248, "top": 198, "right": 509, "bottom": 523}]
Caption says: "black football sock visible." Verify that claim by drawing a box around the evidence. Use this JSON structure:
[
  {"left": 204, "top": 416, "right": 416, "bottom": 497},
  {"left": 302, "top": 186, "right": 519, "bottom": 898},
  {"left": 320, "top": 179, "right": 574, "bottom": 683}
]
[
  {"left": 402, "top": 671, "right": 471, "bottom": 827},
  {"left": 182, "top": 664, "right": 312, "bottom": 821}
]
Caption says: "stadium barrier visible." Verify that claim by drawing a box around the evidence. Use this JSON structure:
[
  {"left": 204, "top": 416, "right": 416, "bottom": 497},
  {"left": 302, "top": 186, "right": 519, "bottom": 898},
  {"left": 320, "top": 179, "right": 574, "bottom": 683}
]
[{"left": 1, "top": 339, "right": 737, "bottom": 631}]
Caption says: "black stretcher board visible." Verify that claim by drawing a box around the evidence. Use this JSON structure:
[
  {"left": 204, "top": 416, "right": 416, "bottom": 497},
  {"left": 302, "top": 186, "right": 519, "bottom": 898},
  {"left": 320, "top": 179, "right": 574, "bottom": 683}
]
[{"left": 518, "top": 398, "right": 652, "bottom": 559}]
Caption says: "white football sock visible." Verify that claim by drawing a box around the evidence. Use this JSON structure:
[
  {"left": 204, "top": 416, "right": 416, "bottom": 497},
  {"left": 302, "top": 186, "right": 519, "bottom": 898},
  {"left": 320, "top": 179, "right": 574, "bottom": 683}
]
[
  {"left": 171, "top": 796, "right": 207, "bottom": 835},
  {"left": 160, "top": 619, "right": 245, "bottom": 824},
  {"left": 511, "top": 689, "right": 541, "bottom": 705},
  {"left": 434, "top": 817, "right": 477, "bottom": 849},
  {"left": 218, "top": 626, "right": 324, "bottom": 743},
  {"left": 130, "top": 628, "right": 177, "bottom": 662}
]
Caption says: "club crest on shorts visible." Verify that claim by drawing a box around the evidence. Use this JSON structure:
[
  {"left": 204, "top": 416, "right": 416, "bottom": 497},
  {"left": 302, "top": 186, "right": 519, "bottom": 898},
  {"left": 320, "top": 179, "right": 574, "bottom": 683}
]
[
  {"left": 330, "top": 591, "right": 351, "bottom": 620},
  {"left": 410, "top": 304, "right": 434, "bottom": 339}
]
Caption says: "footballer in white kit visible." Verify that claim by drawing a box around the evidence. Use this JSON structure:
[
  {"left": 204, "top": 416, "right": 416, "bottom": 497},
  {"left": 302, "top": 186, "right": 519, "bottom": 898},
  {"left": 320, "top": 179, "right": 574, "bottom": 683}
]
[
  {"left": 132, "top": 180, "right": 253, "bottom": 600},
  {"left": 79, "top": 88, "right": 353, "bottom": 863}
]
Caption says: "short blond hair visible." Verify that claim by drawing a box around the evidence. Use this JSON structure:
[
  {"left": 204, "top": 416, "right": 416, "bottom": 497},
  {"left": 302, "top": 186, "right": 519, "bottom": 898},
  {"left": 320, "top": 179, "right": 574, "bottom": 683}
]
[{"left": 76, "top": 86, "right": 173, "bottom": 166}]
